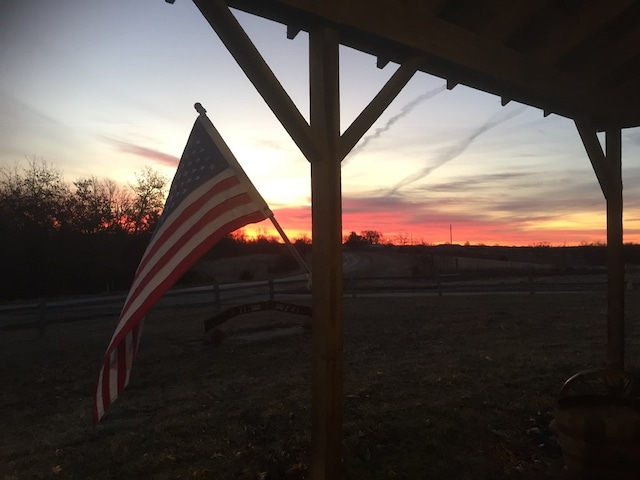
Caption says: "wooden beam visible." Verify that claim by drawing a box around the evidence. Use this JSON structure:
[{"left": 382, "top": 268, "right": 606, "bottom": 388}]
[
  {"left": 599, "top": 44, "right": 640, "bottom": 90},
  {"left": 576, "top": 120, "right": 625, "bottom": 371},
  {"left": 476, "top": 0, "right": 555, "bottom": 42},
  {"left": 309, "top": 24, "right": 343, "bottom": 480},
  {"left": 286, "top": 24, "right": 301, "bottom": 39},
  {"left": 567, "top": 13, "right": 640, "bottom": 86},
  {"left": 227, "top": 0, "right": 593, "bottom": 120},
  {"left": 224, "top": 0, "right": 640, "bottom": 129},
  {"left": 340, "top": 57, "right": 423, "bottom": 160},
  {"left": 192, "top": 0, "right": 320, "bottom": 161},
  {"left": 575, "top": 119, "right": 612, "bottom": 200},
  {"left": 593, "top": 72, "right": 640, "bottom": 129},
  {"left": 605, "top": 127, "right": 624, "bottom": 371},
  {"left": 521, "top": 0, "right": 634, "bottom": 65}
]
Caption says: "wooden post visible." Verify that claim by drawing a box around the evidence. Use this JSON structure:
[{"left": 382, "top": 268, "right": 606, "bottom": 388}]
[
  {"left": 606, "top": 127, "right": 624, "bottom": 371},
  {"left": 309, "top": 24, "right": 343, "bottom": 480},
  {"left": 188, "top": 4, "right": 419, "bottom": 476},
  {"left": 576, "top": 120, "right": 625, "bottom": 371},
  {"left": 268, "top": 278, "right": 275, "bottom": 301}
]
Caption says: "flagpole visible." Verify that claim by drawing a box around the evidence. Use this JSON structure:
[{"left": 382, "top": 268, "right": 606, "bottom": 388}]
[{"left": 269, "top": 214, "right": 311, "bottom": 277}]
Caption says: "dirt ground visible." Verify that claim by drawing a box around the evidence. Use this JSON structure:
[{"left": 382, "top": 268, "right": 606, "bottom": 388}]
[{"left": 2, "top": 291, "right": 639, "bottom": 479}]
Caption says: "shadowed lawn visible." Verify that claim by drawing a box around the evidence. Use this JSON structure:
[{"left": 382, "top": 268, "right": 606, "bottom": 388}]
[{"left": 2, "top": 293, "right": 639, "bottom": 479}]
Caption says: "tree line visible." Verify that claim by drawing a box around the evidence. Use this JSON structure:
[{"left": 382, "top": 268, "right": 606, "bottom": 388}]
[
  {"left": 0, "top": 159, "right": 314, "bottom": 301},
  {"left": 0, "top": 159, "right": 169, "bottom": 300},
  {"left": 5, "top": 159, "right": 633, "bottom": 301}
]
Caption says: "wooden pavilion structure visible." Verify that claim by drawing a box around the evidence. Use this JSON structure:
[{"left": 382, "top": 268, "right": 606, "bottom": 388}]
[{"left": 168, "top": 0, "right": 640, "bottom": 477}]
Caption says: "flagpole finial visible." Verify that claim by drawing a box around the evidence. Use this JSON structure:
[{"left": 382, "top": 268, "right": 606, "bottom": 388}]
[{"left": 194, "top": 103, "right": 207, "bottom": 115}]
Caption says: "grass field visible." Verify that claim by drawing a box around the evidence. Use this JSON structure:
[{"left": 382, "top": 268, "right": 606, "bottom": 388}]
[{"left": 2, "top": 291, "right": 640, "bottom": 479}]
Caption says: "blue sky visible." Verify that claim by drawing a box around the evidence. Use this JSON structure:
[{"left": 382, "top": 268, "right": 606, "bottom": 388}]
[{"left": 2, "top": 0, "right": 640, "bottom": 245}]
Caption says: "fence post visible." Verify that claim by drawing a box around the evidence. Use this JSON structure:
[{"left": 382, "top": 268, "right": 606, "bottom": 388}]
[
  {"left": 435, "top": 270, "right": 443, "bottom": 297},
  {"left": 528, "top": 268, "right": 535, "bottom": 294},
  {"left": 351, "top": 277, "right": 357, "bottom": 298},
  {"left": 38, "top": 298, "right": 47, "bottom": 337},
  {"left": 213, "top": 282, "right": 221, "bottom": 311},
  {"left": 269, "top": 278, "right": 275, "bottom": 301}
]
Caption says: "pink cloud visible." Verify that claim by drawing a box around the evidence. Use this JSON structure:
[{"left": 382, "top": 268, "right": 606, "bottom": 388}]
[{"left": 104, "top": 137, "right": 179, "bottom": 168}]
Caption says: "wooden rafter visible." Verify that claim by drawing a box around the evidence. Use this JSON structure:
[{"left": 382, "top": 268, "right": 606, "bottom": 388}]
[
  {"left": 224, "top": 0, "right": 640, "bottom": 130},
  {"left": 522, "top": 0, "right": 634, "bottom": 65}
]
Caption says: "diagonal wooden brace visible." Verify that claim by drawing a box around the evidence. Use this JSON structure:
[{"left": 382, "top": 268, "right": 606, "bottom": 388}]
[{"left": 193, "top": 0, "right": 320, "bottom": 161}]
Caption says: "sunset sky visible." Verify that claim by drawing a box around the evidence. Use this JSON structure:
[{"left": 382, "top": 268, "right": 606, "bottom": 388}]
[{"left": 2, "top": 1, "right": 640, "bottom": 246}]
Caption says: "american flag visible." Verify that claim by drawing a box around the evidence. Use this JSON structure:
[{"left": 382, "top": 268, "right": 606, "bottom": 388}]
[{"left": 93, "top": 111, "right": 272, "bottom": 423}]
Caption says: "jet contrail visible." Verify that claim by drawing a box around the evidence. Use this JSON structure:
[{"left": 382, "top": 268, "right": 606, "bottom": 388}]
[
  {"left": 388, "top": 104, "right": 527, "bottom": 195},
  {"left": 347, "top": 85, "right": 447, "bottom": 160}
]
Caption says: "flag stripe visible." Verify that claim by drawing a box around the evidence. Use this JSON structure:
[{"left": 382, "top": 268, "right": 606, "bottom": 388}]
[
  {"left": 135, "top": 171, "right": 238, "bottom": 276},
  {"left": 93, "top": 361, "right": 105, "bottom": 422},
  {"left": 124, "top": 172, "right": 237, "bottom": 311},
  {"left": 125, "top": 322, "right": 142, "bottom": 387},
  {"left": 96, "top": 209, "right": 264, "bottom": 420},
  {"left": 117, "top": 341, "right": 127, "bottom": 392},
  {"left": 118, "top": 183, "right": 253, "bottom": 323},
  {"left": 107, "top": 203, "right": 264, "bottom": 359},
  {"left": 94, "top": 321, "right": 144, "bottom": 423},
  {"left": 112, "top": 192, "right": 260, "bottom": 343},
  {"left": 94, "top": 114, "right": 271, "bottom": 423}
]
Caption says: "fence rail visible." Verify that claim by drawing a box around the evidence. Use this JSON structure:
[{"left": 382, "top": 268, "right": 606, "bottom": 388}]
[
  {"left": 0, "top": 272, "right": 619, "bottom": 334},
  {"left": 0, "top": 276, "right": 309, "bottom": 333}
]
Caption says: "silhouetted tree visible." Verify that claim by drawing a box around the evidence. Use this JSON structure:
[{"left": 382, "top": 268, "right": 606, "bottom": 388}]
[
  {"left": 344, "top": 231, "right": 367, "bottom": 249},
  {"left": 127, "top": 166, "right": 168, "bottom": 233},
  {"left": 0, "top": 160, "right": 170, "bottom": 299},
  {"left": 68, "top": 176, "right": 113, "bottom": 233},
  {"left": 343, "top": 230, "right": 383, "bottom": 248},
  {"left": 0, "top": 158, "right": 70, "bottom": 232},
  {"left": 294, "top": 234, "right": 312, "bottom": 254},
  {"left": 362, "top": 230, "right": 383, "bottom": 245}
]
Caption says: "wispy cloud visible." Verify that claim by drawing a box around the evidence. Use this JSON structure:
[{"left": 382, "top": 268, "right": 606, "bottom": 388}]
[
  {"left": 415, "top": 167, "right": 602, "bottom": 216},
  {"left": 340, "top": 162, "right": 605, "bottom": 238},
  {"left": 388, "top": 105, "right": 527, "bottom": 194},
  {"left": 104, "top": 137, "right": 179, "bottom": 168},
  {"left": 417, "top": 171, "right": 537, "bottom": 193},
  {"left": 342, "top": 193, "right": 491, "bottom": 226},
  {"left": 626, "top": 129, "right": 640, "bottom": 146},
  {"left": 252, "top": 138, "right": 290, "bottom": 151},
  {"left": 0, "top": 89, "right": 77, "bottom": 161},
  {"left": 345, "top": 85, "right": 447, "bottom": 162},
  {"left": 490, "top": 195, "right": 602, "bottom": 217},
  {"left": 0, "top": 89, "right": 59, "bottom": 126}
]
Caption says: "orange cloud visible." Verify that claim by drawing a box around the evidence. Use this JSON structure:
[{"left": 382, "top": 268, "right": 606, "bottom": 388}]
[{"left": 239, "top": 195, "right": 610, "bottom": 247}]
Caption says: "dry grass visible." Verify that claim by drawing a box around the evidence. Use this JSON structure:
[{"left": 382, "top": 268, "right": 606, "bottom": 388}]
[{"left": 2, "top": 291, "right": 640, "bottom": 479}]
